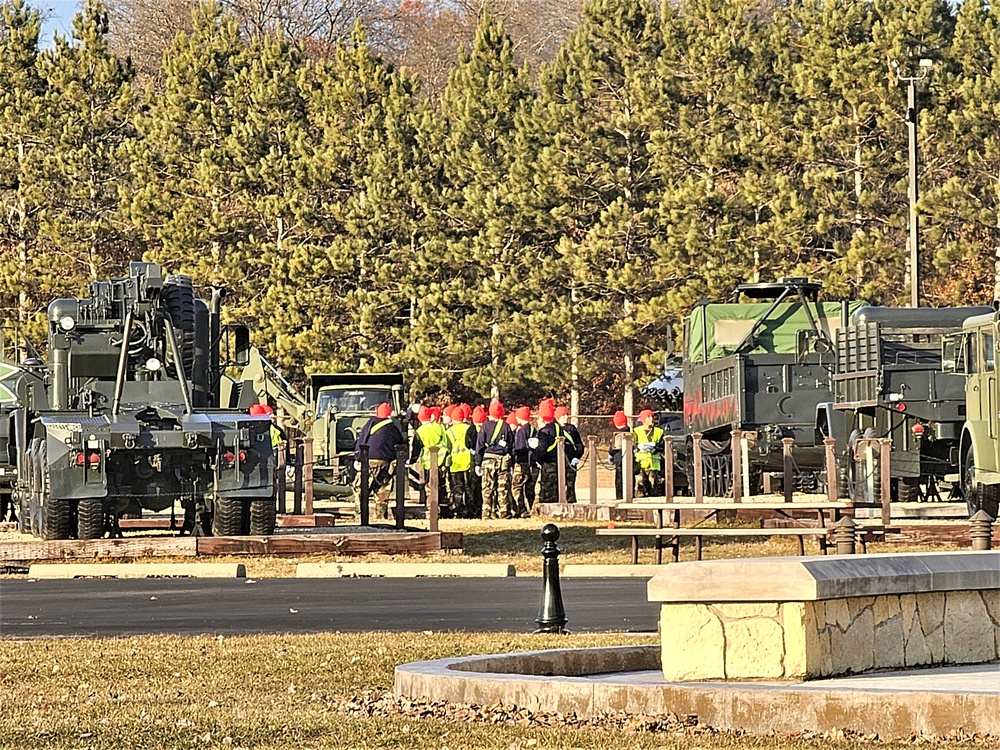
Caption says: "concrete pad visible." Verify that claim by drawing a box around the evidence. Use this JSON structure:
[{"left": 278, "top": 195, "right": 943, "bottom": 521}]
[
  {"left": 562, "top": 564, "right": 665, "bottom": 578},
  {"left": 28, "top": 562, "right": 246, "bottom": 579},
  {"left": 296, "top": 562, "right": 515, "bottom": 578},
  {"left": 395, "top": 646, "right": 1000, "bottom": 737}
]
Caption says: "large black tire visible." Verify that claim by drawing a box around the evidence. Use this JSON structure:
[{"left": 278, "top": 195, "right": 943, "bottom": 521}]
[
  {"left": 249, "top": 497, "right": 277, "bottom": 536},
  {"left": 211, "top": 495, "right": 244, "bottom": 537},
  {"left": 77, "top": 496, "right": 105, "bottom": 540},
  {"left": 896, "top": 477, "right": 921, "bottom": 503},
  {"left": 39, "top": 443, "right": 70, "bottom": 540},
  {"left": 163, "top": 275, "right": 196, "bottom": 378},
  {"left": 965, "top": 445, "right": 1000, "bottom": 520}
]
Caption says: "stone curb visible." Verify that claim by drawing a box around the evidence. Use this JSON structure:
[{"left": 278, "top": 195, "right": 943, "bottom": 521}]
[
  {"left": 28, "top": 563, "right": 246, "bottom": 579},
  {"left": 296, "top": 562, "right": 516, "bottom": 578},
  {"left": 562, "top": 564, "right": 665, "bottom": 577}
]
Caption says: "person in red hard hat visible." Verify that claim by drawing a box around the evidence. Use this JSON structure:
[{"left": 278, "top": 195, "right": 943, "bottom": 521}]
[
  {"left": 445, "top": 404, "right": 476, "bottom": 519},
  {"left": 608, "top": 410, "right": 631, "bottom": 499},
  {"left": 633, "top": 408, "right": 664, "bottom": 498},
  {"left": 468, "top": 405, "right": 487, "bottom": 517},
  {"left": 250, "top": 402, "right": 286, "bottom": 459},
  {"left": 555, "top": 406, "right": 583, "bottom": 503},
  {"left": 475, "top": 401, "right": 513, "bottom": 519},
  {"left": 354, "top": 402, "right": 405, "bottom": 519},
  {"left": 510, "top": 405, "right": 537, "bottom": 518},
  {"left": 531, "top": 398, "right": 565, "bottom": 504},
  {"left": 410, "top": 404, "right": 450, "bottom": 508}
]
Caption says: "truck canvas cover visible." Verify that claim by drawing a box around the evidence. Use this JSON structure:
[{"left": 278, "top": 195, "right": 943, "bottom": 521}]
[{"left": 688, "top": 301, "right": 864, "bottom": 362}]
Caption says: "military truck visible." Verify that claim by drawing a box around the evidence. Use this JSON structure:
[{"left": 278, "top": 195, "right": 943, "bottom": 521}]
[
  {"left": 14, "top": 262, "right": 278, "bottom": 540},
  {"left": 682, "top": 278, "right": 862, "bottom": 496},
  {"left": 825, "top": 305, "right": 993, "bottom": 504},
  {"left": 229, "top": 347, "right": 405, "bottom": 493},
  {"left": 943, "top": 309, "right": 1000, "bottom": 518}
]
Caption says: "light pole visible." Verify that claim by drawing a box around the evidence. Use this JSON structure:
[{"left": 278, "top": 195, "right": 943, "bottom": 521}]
[{"left": 892, "top": 57, "right": 933, "bottom": 308}]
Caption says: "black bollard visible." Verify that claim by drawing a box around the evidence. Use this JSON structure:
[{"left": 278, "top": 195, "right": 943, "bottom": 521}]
[
  {"left": 534, "top": 523, "right": 568, "bottom": 634},
  {"left": 359, "top": 444, "right": 371, "bottom": 527}
]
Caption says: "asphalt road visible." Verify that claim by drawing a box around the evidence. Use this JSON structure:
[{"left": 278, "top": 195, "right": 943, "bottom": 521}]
[{"left": 0, "top": 578, "right": 657, "bottom": 638}]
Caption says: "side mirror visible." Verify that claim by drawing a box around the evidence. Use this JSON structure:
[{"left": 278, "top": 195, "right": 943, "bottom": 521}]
[{"left": 231, "top": 325, "right": 251, "bottom": 367}]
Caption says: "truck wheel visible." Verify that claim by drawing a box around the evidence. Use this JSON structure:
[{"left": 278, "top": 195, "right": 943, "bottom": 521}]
[
  {"left": 965, "top": 445, "right": 1000, "bottom": 520},
  {"left": 211, "top": 496, "right": 243, "bottom": 537},
  {"left": 249, "top": 497, "right": 276, "bottom": 535},
  {"left": 39, "top": 444, "right": 70, "bottom": 540},
  {"left": 77, "top": 497, "right": 105, "bottom": 540},
  {"left": 163, "top": 275, "right": 196, "bottom": 378},
  {"left": 896, "top": 477, "right": 921, "bottom": 503}
]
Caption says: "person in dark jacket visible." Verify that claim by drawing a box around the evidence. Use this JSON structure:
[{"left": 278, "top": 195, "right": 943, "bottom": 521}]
[
  {"left": 555, "top": 406, "right": 583, "bottom": 503},
  {"left": 354, "top": 402, "right": 406, "bottom": 519},
  {"left": 510, "top": 406, "right": 536, "bottom": 518},
  {"left": 607, "top": 410, "right": 630, "bottom": 499},
  {"left": 531, "top": 398, "right": 564, "bottom": 504},
  {"left": 475, "top": 401, "right": 513, "bottom": 520}
]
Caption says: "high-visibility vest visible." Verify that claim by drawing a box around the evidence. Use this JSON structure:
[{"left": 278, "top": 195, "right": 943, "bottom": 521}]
[
  {"left": 447, "top": 423, "right": 473, "bottom": 473},
  {"left": 416, "top": 423, "right": 449, "bottom": 469},
  {"left": 633, "top": 425, "right": 664, "bottom": 471}
]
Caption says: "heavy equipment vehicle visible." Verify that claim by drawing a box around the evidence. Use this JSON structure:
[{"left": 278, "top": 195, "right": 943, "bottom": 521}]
[
  {"left": 943, "top": 308, "right": 1000, "bottom": 518},
  {"left": 681, "top": 278, "right": 863, "bottom": 495},
  {"left": 824, "top": 305, "right": 993, "bottom": 504},
  {"left": 227, "top": 346, "right": 406, "bottom": 495},
  {"left": 14, "top": 262, "right": 277, "bottom": 539}
]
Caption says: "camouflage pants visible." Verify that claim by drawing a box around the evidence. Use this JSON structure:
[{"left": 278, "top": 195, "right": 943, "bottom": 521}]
[
  {"left": 637, "top": 467, "right": 662, "bottom": 498},
  {"left": 510, "top": 462, "right": 532, "bottom": 518},
  {"left": 481, "top": 456, "right": 510, "bottom": 519},
  {"left": 565, "top": 465, "right": 577, "bottom": 504},
  {"left": 356, "top": 459, "right": 394, "bottom": 518},
  {"left": 449, "top": 469, "right": 475, "bottom": 519}
]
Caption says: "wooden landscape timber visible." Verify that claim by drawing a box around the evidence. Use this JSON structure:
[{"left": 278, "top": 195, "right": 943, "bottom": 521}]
[{"left": 0, "top": 531, "right": 463, "bottom": 563}]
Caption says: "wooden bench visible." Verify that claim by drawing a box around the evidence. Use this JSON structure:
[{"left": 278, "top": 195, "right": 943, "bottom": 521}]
[{"left": 596, "top": 526, "right": 832, "bottom": 563}]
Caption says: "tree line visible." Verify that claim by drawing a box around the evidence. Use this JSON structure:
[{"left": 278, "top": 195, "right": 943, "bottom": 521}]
[{"left": 0, "top": 0, "right": 996, "bottom": 413}]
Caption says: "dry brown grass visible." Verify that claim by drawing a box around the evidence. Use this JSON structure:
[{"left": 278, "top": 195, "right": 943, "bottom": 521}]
[{"left": 0, "top": 632, "right": 985, "bottom": 750}]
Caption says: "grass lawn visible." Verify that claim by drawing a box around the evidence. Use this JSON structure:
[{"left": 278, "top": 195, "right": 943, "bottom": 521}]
[{"left": 0, "top": 632, "right": 985, "bottom": 750}]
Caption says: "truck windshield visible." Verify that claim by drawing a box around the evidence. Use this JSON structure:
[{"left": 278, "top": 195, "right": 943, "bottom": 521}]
[{"left": 316, "top": 388, "right": 390, "bottom": 417}]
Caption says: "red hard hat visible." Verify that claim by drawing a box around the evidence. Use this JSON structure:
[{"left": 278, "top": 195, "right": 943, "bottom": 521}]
[
  {"left": 639, "top": 409, "right": 655, "bottom": 422},
  {"left": 429, "top": 406, "right": 442, "bottom": 421},
  {"left": 538, "top": 399, "right": 555, "bottom": 423},
  {"left": 472, "top": 405, "right": 487, "bottom": 424},
  {"left": 443, "top": 404, "right": 457, "bottom": 419},
  {"left": 515, "top": 406, "right": 531, "bottom": 423},
  {"left": 554, "top": 406, "right": 570, "bottom": 420},
  {"left": 249, "top": 403, "right": 267, "bottom": 416},
  {"left": 489, "top": 401, "right": 505, "bottom": 419},
  {"left": 612, "top": 410, "right": 628, "bottom": 428},
  {"left": 506, "top": 412, "right": 518, "bottom": 426},
  {"left": 376, "top": 402, "right": 392, "bottom": 419},
  {"left": 417, "top": 405, "right": 431, "bottom": 423}
]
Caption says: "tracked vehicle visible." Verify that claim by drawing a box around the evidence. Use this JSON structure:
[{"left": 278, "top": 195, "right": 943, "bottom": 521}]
[{"left": 15, "top": 262, "right": 277, "bottom": 539}]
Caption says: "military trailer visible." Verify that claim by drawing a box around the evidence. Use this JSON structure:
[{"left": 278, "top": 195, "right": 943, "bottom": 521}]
[
  {"left": 943, "top": 309, "right": 1000, "bottom": 518},
  {"left": 230, "top": 347, "right": 405, "bottom": 494},
  {"left": 682, "top": 278, "right": 862, "bottom": 496},
  {"left": 14, "top": 262, "right": 277, "bottom": 540},
  {"left": 826, "top": 305, "right": 993, "bottom": 503}
]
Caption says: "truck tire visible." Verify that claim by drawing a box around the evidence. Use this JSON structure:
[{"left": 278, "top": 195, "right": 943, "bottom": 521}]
[
  {"left": 77, "top": 496, "right": 105, "bottom": 540},
  {"left": 163, "top": 275, "right": 196, "bottom": 378},
  {"left": 896, "top": 477, "right": 921, "bottom": 503},
  {"left": 212, "top": 495, "right": 243, "bottom": 537},
  {"left": 965, "top": 445, "right": 1000, "bottom": 520},
  {"left": 249, "top": 497, "right": 277, "bottom": 535},
  {"left": 39, "top": 443, "right": 70, "bottom": 540}
]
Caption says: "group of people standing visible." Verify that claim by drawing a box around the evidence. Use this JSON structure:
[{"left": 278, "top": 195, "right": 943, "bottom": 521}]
[{"left": 353, "top": 397, "right": 584, "bottom": 520}]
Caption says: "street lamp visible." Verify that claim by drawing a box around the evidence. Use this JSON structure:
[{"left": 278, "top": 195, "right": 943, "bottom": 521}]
[{"left": 892, "top": 57, "right": 933, "bottom": 308}]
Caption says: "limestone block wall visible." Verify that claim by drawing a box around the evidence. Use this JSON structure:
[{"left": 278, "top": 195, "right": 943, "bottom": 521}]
[{"left": 649, "top": 552, "right": 1000, "bottom": 682}]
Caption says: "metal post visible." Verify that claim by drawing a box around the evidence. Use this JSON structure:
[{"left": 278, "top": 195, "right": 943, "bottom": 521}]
[
  {"left": 276, "top": 441, "right": 287, "bottom": 515},
  {"left": 692, "top": 432, "right": 704, "bottom": 503},
  {"left": 359, "top": 444, "right": 370, "bottom": 527},
  {"left": 834, "top": 516, "right": 857, "bottom": 555},
  {"left": 534, "top": 523, "right": 567, "bottom": 634},
  {"left": 731, "top": 430, "right": 743, "bottom": 503},
  {"left": 663, "top": 436, "right": 674, "bottom": 502},
  {"left": 969, "top": 510, "right": 993, "bottom": 551},
  {"left": 303, "top": 436, "right": 314, "bottom": 516},
  {"left": 427, "top": 446, "right": 439, "bottom": 532},
  {"left": 879, "top": 439, "right": 892, "bottom": 526},
  {"left": 623, "top": 431, "right": 634, "bottom": 504},
  {"left": 556, "top": 436, "right": 567, "bottom": 504},
  {"left": 293, "top": 437, "right": 304, "bottom": 515},
  {"left": 824, "top": 437, "right": 839, "bottom": 503},
  {"left": 907, "top": 77, "right": 920, "bottom": 307},
  {"left": 587, "top": 436, "right": 597, "bottom": 505},
  {"left": 782, "top": 437, "right": 795, "bottom": 503},
  {"left": 394, "top": 444, "right": 407, "bottom": 530}
]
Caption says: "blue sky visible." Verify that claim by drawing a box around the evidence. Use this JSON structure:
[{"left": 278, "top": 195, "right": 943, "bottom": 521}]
[{"left": 38, "top": 0, "right": 79, "bottom": 45}]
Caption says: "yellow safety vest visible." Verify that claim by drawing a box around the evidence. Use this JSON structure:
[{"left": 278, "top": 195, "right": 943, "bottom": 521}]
[
  {"left": 416, "top": 423, "right": 449, "bottom": 469},
  {"left": 447, "top": 423, "right": 473, "bottom": 473},
  {"left": 633, "top": 425, "right": 664, "bottom": 471}
]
